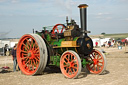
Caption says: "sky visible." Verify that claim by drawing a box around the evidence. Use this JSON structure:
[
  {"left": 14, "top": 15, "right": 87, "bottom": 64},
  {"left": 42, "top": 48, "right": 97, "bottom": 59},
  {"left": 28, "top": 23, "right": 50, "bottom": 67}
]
[{"left": 0, "top": 0, "right": 128, "bottom": 38}]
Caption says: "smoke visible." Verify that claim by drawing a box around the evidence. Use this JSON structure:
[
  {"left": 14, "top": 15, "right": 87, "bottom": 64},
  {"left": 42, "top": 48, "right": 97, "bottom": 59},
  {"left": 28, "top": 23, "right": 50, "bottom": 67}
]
[{"left": 55, "top": 0, "right": 73, "bottom": 17}]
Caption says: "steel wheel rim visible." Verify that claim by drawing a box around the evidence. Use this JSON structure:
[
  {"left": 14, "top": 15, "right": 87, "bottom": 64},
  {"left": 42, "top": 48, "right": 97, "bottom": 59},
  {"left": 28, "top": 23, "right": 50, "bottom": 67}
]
[
  {"left": 60, "top": 51, "right": 81, "bottom": 78},
  {"left": 86, "top": 49, "right": 106, "bottom": 74}
]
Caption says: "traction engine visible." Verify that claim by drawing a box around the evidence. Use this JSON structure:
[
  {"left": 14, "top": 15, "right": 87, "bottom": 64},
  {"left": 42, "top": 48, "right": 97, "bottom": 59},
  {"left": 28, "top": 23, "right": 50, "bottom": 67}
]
[{"left": 17, "top": 4, "right": 106, "bottom": 78}]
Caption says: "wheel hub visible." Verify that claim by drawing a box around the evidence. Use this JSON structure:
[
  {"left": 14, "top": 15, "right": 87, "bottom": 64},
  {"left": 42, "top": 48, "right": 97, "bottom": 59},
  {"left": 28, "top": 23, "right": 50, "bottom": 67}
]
[
  {"left": 93, "top": 59, "right": 98, "bottom": 65},
  {"left": 67, "top": 62, "right": 74, "bottom": 68},
  {"left": 67, "top": 63, "right": 70, "bottom": 67},
  {"left": 28, "top": 51, "right": 34, "bottom": 59},
  {"left": 28, "top": 52, "right": 31, "bottom": 57}
]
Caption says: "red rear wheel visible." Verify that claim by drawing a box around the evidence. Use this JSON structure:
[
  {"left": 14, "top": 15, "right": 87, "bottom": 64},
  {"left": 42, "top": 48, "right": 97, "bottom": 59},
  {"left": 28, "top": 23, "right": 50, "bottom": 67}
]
[
  {"left": 60, "top": 50, "right": 81, "bottom": 78},
  {"left": 17, "top": 34, "right": 48, "bottom": 75},
  {"left": 86, "top": 49, "right": 106, "bottom": 74}
]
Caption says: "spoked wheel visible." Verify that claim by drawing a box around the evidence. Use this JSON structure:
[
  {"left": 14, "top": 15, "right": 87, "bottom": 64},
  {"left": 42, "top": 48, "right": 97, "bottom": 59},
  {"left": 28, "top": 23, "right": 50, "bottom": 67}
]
[
  {"left": 51, "top": 24, "right": 66, "bottom": 35},
  {"left": 86, "top": 49, "right": 106, "bottom": 74},
  {"left": 17, "top": 34, "right": 48, "bottom": 75},
  {"left": 60, "top": 50, "right": 81, "bottom": 79}
]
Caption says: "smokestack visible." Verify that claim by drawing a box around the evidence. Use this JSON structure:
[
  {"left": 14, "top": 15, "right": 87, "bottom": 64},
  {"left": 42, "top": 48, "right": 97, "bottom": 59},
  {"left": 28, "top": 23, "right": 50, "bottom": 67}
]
[{"left": 78, "top": 4, "right": 89, "bottom": 37}]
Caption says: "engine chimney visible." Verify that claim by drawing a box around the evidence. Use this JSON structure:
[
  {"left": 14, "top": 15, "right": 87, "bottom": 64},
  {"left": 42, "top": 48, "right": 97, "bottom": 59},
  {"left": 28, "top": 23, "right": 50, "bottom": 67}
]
[{"left": 78, "top": 4, "right": 89, "bottom": 37}]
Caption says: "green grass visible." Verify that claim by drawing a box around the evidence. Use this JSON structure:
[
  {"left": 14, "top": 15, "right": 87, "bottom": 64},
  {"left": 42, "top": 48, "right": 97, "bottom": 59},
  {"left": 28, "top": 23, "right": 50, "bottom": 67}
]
[
  {"left": 103, "top": 33, "right": 128, "bottom": 40},
  {"left": 90, "top": 33, "right": 128, "bottom": 40}
]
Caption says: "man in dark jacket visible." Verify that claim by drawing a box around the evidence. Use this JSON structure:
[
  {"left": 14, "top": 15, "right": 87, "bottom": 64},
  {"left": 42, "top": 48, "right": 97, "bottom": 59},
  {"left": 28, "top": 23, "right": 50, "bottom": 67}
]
[{"left": 11, "top": 44, "right": 20, "bottom": 72}]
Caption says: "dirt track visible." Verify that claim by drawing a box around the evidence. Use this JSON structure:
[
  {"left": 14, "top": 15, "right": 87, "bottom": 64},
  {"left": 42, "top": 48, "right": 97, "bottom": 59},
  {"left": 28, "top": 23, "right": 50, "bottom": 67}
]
[{"left": 0, "top": 47, "right": 128, "bottom": 85}]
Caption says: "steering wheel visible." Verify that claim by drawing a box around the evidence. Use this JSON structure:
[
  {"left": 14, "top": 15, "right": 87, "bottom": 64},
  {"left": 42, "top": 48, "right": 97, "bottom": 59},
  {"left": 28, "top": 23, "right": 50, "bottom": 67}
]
[{"left": 51, "top": 24, "right": 66, "bottom": 35}]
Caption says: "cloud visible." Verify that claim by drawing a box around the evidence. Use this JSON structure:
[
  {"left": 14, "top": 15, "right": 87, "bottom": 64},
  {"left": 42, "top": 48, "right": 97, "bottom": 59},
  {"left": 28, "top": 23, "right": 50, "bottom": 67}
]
[
  {"left": 0, "top": 0, "right": 7, "bottom": 2},
  {"left": 11, "top": 0, "right": 19, "bottom": 3},
  {"left": 104, "top": 17, "right": 112, "bottom": 20},
  {"left": 95, "top": 12, "right": 112, "bottom": 20},
  {"left": 119, "top": 0, "right": 128, "bottom": 2},
  {"left": 0, "top": 0, "right": 19, "bottom": 3},
  {"left": 123, "top": 18, "right": 128, "bottom": 21},
  {"left": 97, "top": 12, "right": 110, "bottom": 16}
]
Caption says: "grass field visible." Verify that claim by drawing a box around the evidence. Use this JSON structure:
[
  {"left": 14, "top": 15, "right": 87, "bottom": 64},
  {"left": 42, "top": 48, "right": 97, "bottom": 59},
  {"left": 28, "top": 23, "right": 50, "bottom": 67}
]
[{"left": 90, "top": 33, "right": 128, "bottom": 40}]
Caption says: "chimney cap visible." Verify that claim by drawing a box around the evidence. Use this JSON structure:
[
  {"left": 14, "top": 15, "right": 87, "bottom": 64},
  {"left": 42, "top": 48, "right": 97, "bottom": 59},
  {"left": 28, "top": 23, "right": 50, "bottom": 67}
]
[{"left": 78, "top": 4, "right": 88, "bottom": 8}]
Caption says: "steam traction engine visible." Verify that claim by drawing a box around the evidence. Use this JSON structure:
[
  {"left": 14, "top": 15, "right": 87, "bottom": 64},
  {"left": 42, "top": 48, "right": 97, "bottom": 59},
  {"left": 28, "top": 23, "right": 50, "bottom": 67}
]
[{"left": 17, "top": 4, "right": 106, "bottom": 78}]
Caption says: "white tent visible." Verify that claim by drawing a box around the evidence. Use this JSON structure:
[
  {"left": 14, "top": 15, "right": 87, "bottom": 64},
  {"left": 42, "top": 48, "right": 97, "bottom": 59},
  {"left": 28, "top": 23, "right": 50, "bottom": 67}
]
[{"left": 92, "top": 38, "right": 110, "bottom": 47}]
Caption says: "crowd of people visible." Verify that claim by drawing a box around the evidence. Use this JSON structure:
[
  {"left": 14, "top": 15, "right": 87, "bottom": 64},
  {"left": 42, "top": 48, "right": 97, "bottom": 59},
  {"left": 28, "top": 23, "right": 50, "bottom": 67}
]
[
  {"left": 95, "top": 40, "right": 124, "bottom": 48},
  {"left": 102, "top": 40, "right": 115, "bottom": 48}
]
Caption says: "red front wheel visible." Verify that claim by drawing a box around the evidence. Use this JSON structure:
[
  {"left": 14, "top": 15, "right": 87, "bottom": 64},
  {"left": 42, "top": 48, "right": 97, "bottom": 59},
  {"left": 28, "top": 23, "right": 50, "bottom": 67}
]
[
  {"left": 60, "top": 50, "right": 81, "bottom": 78},
  {"left": 86, "top": 49, "right": 107, "bottom": 74},
  {"left": 17, "top": 34, "right": 48, "bottom": 75}
]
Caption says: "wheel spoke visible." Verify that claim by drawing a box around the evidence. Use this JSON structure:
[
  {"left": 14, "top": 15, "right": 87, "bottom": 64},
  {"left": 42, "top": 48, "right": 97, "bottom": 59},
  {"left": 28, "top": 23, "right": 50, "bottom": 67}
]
[
  {"left": 72, "top": 66, "right": 77, "bottom": 69},
  {"left": 90, "top": 64, "right": 94, "bottom": 69},
  {"left": 92, "top": 53, "right": 96, "bottom": 59},
  {"left": 30, "top": 60, "right": 32, "bottom": 65},
  {"left": 56, "top": 27, "right": 59, "bottom": 33},
  {"left": 28, "top": 65, "right": 31, "bottom": 71},
  {"left": 64, "top": 58, "right": 68, "bottom": 63},
  {"left": 34, "top": 48, "right": 39, "bottom": 53},
  {"left": 32, "top": 43, "right": 36, "bottom": 50},
  {"left": 34, "top": 57, "right": 39, "bottom": 62},
  {"left": 34, "top": 54, "right": 39, "bottom": 56},
  {"left": 30, "top": 38, "right": 33, "bottom": 50},
  {"left": 23, "top": 54, "right": 28, "bottom": 56},
  {"left": 97, "top": 64, "right": 102, "bottom": 68},
  {"left": 97, "top": 54, "right": 99, "bottom": 59},
  {"left": 99, "top": 62, "right": 103, "bottom": 64},
  {"left": 69, "top": 69, "right": 72, "bottom": 74},
  {"left": 94, "top": 65, "right": 96, "bottom": 71},
  {"left": 68, "top": 54, "right": 70, "bottom": 62},
  {"left": 21, "top": 57, "right": 29, "bottom": 60},
  {"left": 71, "top": 59, "right": 75, "bottom": 63},
  {"left": 22, "top": 43, "right": 29, "bottom": 51},
  {"left": 98, "top": 57, "right": 102, "bottom": 60},
  {"left": 26, "top": 39, "right": 31, "bottom": 48},
  {"left": 25, "top": 59, "right": 30, "bottom": 64},
  {"left": 23, "top": 64, "right": 27, "bottom": 68},
  {"left": 35, "top": 51, "right": 39, "bottom": 54},
  {"left": 72, "top": 68, "right": 75, "bottom": 72},
  {"left": 63, "top": 61, "right": 67, "bottom": 65},
  {"left": 21, "top": 50, "right": 28, "bottom": 53},
  {"left": 97, "top": 65, "right": 99, "bottom": 71},
  {"left": 32, "top": 60, "right": 36, "bottom": 66},
  {"left": 32, "top": 65, "right": 34, "bottom": 71}
]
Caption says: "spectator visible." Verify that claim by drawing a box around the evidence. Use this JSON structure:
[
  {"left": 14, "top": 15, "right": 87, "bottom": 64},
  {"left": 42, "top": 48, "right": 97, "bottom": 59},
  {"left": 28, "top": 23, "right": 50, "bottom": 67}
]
[
  {"left": 11, "top": 44, "right": 20, "bottom": 72},
  {"left": 108, "top": 41, "right": 111, "bottom": 47},
  {"left": 95, "top": 41, "right": 98, "bottom": 47},
  {"left": 111, "top": 41, "right": 115, "bottom": 47},
  {"left": 105, "top": 41, "right": 109, "bottom": 48},
  {"left": 102, "top": 42, "right": 105, "bottom": 47}
]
